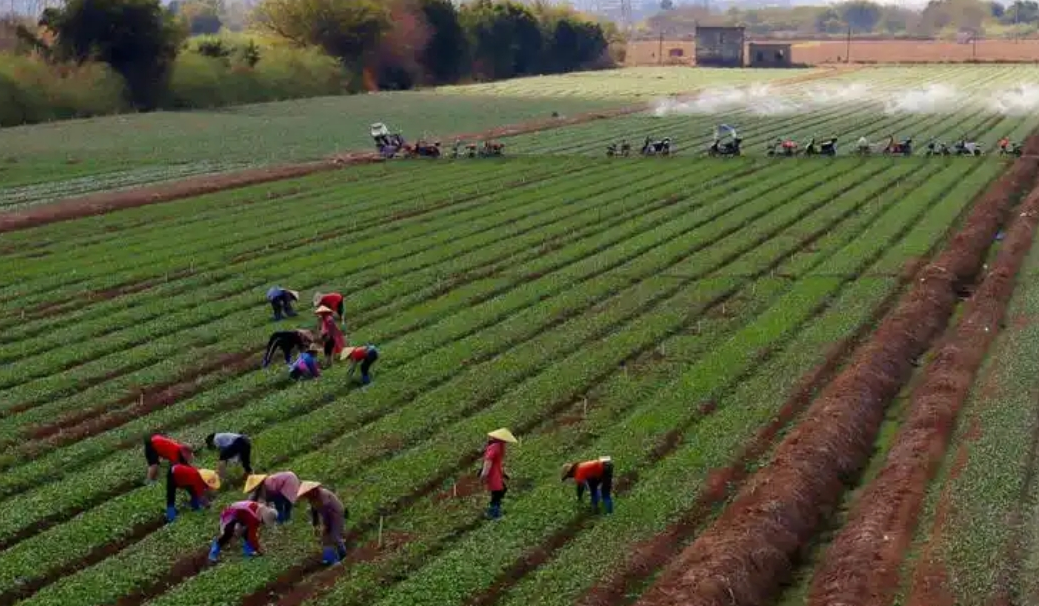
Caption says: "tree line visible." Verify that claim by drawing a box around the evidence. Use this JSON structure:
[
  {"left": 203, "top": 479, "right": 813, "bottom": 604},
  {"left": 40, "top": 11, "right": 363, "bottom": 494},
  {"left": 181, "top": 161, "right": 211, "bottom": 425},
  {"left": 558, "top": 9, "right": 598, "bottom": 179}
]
[
  {"left": 1, "top": 0, "right": 615, "bottom": 120},
  {"left": 643, "top": 0, "right": 1039, "bottom": 38}
]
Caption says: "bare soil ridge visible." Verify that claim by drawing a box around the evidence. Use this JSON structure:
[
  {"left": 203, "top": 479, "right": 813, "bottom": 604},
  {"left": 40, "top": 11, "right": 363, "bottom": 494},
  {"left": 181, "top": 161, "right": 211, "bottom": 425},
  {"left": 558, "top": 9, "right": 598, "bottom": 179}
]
[
  {"left": 807, "top": 168, "right": 1039, "bottom": 606},
  {"left": 0, "top": 67, "right": 850, "bottom": 234},
  {"left": 630, "top": 135, "right": 1039, "bottom": 606}
]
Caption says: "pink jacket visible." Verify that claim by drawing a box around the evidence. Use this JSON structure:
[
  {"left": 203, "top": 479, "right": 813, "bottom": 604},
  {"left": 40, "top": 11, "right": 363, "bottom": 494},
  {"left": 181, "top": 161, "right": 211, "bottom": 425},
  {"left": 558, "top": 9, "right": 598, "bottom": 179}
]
[
  {"left": 265, "top": 472, "right": 302, "bottom": 503},
  {"left": 319, "top": 314, "right": 345, "bottom": 354}
]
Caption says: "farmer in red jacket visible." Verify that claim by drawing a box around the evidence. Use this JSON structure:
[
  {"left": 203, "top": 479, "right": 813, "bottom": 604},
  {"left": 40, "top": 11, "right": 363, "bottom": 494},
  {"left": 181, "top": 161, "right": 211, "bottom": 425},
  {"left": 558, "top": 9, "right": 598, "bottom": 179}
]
[
  {"left": 480, "top": 428, "right": 517, "bottom": 520},
  {"left": 144, "top": 433, "right": 194, "bottom": 483},
  {"left": 165, "top": 463, "right": 219, "bottom": 522},
  {"left": 313, "top": 291, "right": 346, "bottom": 328},
  {"left": 341, "top": 344, "right": 379, "bottom": 385},
  {"left": 208, "top": 501, "right": 278, "bottom": 562},
  {"left": 561, "top": 456, "right": 614, "bottom": 514}
]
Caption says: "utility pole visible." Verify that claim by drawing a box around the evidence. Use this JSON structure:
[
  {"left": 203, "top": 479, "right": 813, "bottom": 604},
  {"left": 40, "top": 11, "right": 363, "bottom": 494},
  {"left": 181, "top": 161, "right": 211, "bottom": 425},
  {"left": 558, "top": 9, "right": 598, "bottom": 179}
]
[
  {"left": 972, "top": 31, "right": 977, "bottom": 60},
  {"left": 846, "top": 24, "right": 852, "bottom": 63},
  {"left": 658, "top": 30, "right": 664, "bottom": 65}
]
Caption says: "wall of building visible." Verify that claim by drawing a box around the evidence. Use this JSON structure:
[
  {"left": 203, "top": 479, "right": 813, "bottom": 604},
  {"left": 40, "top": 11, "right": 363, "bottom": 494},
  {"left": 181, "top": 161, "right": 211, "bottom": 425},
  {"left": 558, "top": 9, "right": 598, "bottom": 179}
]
[
  {"left": 694, "top": 26, "right": 745, "bottom": 67},
  {"left": 748, "top": 43, "right": 793, "bottom": 67}
]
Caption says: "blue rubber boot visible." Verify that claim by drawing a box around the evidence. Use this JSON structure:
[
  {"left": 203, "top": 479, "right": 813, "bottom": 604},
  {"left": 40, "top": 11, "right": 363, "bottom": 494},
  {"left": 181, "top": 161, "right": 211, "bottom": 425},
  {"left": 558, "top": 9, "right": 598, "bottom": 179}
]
[
  {"left": 322, "top": 546, "right": 339, "bottom": 565},
  {"left": 189, "top": 496, "right": 202, "bottom": 511},
  {"left": 603, "top": 496, "right": 614, "bottom": 514},
  {"left": 361, "top": 373, "right": 371, "bottom": 386},
  {"left": 336, "top": 541, "right": 348, "bottom": 560},
  {"left": 243, "top": 542, "right": 257, "bottom": 558},
  {"left": 165, "top": 506, "right": 177, "bottom": 522},
  {"left": 208, "top": 540, "right": 221, "bottom": 563},
  {"left": 485, "top": 503, "right": 502, "bottom": 520}
]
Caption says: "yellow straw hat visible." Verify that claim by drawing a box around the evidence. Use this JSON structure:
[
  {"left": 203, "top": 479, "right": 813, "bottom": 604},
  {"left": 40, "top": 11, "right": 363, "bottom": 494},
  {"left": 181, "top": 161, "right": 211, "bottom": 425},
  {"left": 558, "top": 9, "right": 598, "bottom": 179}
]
[
  {"left": 339, "top": 346, "right": 358, "bottom": 361},
  {"left": 243, "top": 474, "right": 268, "bottom": 494},
  {"left": 312, "top": 292, "right": 325, "bottom": 307},
  {"left": 297, "top": 481, "right": 322, "bottom": 500},
  {"left": 198, "top": 468, "right": 221, "bottom": 490},
  {"left": 487, "top": 428, "right": 518, "bottom": 444},
  {"left": 286, "top": 289, "right": 300, "bottom": 301},
  {"left": 315, "top": 305, "right": 333, "bottom": 315}
]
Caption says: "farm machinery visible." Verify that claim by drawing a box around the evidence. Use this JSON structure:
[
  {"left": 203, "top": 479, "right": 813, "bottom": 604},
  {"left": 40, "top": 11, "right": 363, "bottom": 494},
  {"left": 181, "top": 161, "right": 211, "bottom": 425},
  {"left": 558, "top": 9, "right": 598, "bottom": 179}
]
[
  {"left": 641, "top": 136, "right": 673, "bottom": 156},
  {"left": 767, "top": 136, "right": 837, "bottom": 157},
  {"left": 451, "top": 140, "right": 505, "bottom": 158},
  {"left": 707, "top": 124, "right": 741, "bottom": 157},
  {"left": 370, "top": 122, "right": 442, "bottom": 159},
  {"left": 606, "top": 141, "right": 633, "bottom": 157}
]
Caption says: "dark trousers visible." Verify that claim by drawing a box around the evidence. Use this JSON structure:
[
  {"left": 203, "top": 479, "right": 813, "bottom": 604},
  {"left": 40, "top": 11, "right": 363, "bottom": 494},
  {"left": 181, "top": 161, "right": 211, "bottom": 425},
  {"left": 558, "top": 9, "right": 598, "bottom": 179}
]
[
  {"left": 360, "top": 349, "right": 379, "bottom": 378},
  {"left": 264, "top": 332, "right": 303, "bottom": 367},
  {"left": 487, "top": 486, "right": 507, "bottom": 518},
  {"left": 270, "top": 295, "right": 296, "bottom": 320},
  {"left": 271, "top": 494, "right": 293, "bottom": 522},
  {"left": 166, "top": 467, "right": 200, "bottom": 508},
  {"left": 586, "top": 461, "right": 614, "bottom": 513},
  {"left": 217, "top": 519, "right": 243, "bottom": 548},
  {"left": 220, "top": 437, "right": 253, "bottom": 474}
]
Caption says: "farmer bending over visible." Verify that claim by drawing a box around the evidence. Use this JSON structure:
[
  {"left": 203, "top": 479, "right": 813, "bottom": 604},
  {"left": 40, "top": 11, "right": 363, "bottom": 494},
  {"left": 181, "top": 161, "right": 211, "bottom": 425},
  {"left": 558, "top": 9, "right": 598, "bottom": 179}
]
[
  {"left": 561, "top": 456, "right": 614, "bottom": 514},
  {"left": 206, "top": 432, "right": 254, "bottom": 478}
]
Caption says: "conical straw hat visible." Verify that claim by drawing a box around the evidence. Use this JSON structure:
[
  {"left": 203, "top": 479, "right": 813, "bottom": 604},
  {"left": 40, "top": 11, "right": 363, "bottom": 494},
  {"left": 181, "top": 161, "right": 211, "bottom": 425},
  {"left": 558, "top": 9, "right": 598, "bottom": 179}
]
[
  {"left": 313, "top": 292, "right": 324, "bottom": 307},
  {"left": 286, "top": 290, "right": 300, "bottom": 301},
  {"left": 339, "top": 346, "right": 358, "bottom": 361},
  {"left": 487, "top": 428, "right": 517, "bottom": 444},
  {"left": 560, "top": 462, "right": 577, "bottom": 481},
  {"left": 243, "top": 474, "right": 268, "bottom": 494},
  {"left": 198, "top": 469, "right": 221, "bottom": 490},
  {"left": 297, "top": 481, "right": 322, "bottom": 499},
  {"left": 314, "top": 305, "right": 333, "bottom": 315}
]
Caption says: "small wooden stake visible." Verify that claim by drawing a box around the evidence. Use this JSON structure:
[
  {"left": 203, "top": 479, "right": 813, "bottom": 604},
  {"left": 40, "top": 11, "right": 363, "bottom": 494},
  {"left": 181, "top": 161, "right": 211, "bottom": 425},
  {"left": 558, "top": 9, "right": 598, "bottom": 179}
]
[
  {"left": 139, "top": 394, "right": 144, "bottom": 407},
  {"left": 582, "top": 397, "right": 588, "bottom": 417},
  {"left": 452, "top": 482, "right": 458, "bottom": 498},
  {"left": 377, "top": 516, "right": 384, "bottom": 548}
]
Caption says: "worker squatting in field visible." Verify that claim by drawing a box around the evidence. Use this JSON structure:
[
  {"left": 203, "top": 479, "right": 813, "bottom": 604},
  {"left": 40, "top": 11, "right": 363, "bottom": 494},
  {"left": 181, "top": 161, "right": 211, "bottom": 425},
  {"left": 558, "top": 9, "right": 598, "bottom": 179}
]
[
  {"left": 209, "top": 501, "right": 278, "bottom": 562},
  {"left": 341, "top": 345, "right": 380, "bottom": 385},
  {"left": 166, "top": 463, "right": 219, "bottom": 521},
  {"left": 206, "top": 432, "right": 254, "bottom": 477},
  {"left": 262, "top": 329, "right": 315, "bottom": 367},
  {"left": 561, "top": 457, "right": 615, "bottom": 514},
  {"left": 298, "top": 481, "right": 350, "bottom": 564},
  {"left": 266, "top": 286, "right": 300, "bottom": 321},
  {"left": 245, "top": 471, "right": 301, "bottom": 523}
]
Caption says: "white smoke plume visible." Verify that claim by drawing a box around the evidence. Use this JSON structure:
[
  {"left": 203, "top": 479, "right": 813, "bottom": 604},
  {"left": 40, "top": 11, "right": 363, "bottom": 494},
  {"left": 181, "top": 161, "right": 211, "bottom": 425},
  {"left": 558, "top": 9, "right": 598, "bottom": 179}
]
[{"left": 650, "top": 81, "right": 1039, "bottom": 118}]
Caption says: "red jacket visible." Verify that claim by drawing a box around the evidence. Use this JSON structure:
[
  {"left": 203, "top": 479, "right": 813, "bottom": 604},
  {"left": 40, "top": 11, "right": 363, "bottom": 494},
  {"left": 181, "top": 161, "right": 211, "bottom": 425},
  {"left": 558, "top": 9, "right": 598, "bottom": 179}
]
[
  {"left": 221, "top": 501, "right": 265, "bottom": 550},
  {"left": 318, "top": 293, "right": 344, "bottom": 310},
  {"left": 171, "top": 464, "right": 208, "bottom": 498},
  {"left": 151, "top": 435, "right": 192, "bottom": 463}
]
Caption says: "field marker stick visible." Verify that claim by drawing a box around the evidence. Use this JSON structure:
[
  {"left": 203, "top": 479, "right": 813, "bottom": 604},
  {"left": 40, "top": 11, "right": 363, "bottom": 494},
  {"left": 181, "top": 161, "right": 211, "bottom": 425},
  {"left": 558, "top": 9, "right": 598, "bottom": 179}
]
[
  {"left": 453, "top": 482, "right": 457, "bottom": 498},
  {"left": 378, "top": 516, "right": 384, "bottom": 548},
  {"left": 583, "top": 397, "right": 588, "bottom": 417}
]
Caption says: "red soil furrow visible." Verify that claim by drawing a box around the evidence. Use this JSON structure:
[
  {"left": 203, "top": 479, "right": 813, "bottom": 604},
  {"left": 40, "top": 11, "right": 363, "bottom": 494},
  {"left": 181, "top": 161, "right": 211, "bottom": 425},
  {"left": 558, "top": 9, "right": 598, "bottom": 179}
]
[
  {"left": 578, "top": 259, "right": 916, "bottom": 606},
  {"left": 630, "top": 138, "right": 1039, "bottom": 606},
  {"left": 20, "top": 351, "right": 257, "bottom": 447},
  {"left": 0, "top": 517, "right": 165, "bottom": 604},
  {"left": 807, "top": 184, "right": 1039, "bottom": 606}
]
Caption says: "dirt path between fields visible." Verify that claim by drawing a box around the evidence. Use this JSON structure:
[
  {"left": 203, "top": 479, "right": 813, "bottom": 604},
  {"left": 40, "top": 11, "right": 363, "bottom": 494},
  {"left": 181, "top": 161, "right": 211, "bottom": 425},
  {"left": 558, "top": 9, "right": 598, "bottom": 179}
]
[
  {"left": 629, "top": 135, "right": 1039, "bottom": 606},
  {"left": 0, "top": 67, "right": 853, "bottom": 234}
]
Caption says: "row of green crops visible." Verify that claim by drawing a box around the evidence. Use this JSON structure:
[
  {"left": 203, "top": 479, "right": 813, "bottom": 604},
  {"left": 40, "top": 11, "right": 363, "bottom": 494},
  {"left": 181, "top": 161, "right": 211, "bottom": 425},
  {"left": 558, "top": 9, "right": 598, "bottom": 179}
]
[
  {"left": 0, "top": 155, "right": 1006, "bottom": 606},
  {"left": 501, "top": 65, "right": 1039, "bottom": 157}
]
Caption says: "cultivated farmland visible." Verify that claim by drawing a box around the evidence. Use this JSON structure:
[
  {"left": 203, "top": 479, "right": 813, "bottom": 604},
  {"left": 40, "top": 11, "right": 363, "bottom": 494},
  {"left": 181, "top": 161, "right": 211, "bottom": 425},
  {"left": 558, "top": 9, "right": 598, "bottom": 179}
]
[{"left": 4, "top": 63, "right": 1039, "bottom": 606}]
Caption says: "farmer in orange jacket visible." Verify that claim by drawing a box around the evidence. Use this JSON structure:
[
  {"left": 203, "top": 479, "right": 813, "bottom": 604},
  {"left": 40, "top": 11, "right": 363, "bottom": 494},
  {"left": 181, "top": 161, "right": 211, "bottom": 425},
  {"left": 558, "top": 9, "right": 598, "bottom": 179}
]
[
  {"left": 208, "top": 501, "right": 278, "bottom": 562},
  {"left": 144, "top": 433, "right": 194, "bottom": 483},
  {"left": 561, "top": 456, "right": 614, "bottom": 514},
  {"left": 165, "top": 463, "right": 219, "bottom": 522}
]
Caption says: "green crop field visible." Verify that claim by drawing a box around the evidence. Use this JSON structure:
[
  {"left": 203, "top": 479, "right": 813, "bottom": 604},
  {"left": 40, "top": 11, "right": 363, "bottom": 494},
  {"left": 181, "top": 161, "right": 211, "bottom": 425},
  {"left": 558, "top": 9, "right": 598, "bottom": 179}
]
[{"left": 4, "top": 63, "right": 1039, "bottom": 606}]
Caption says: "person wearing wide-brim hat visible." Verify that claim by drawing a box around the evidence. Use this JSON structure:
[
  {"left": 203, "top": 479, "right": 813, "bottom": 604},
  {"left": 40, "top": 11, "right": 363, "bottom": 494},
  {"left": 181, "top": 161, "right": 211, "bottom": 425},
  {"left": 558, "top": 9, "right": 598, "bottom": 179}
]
[
  {"left": 267, "top": 286, "right": 300, "bottom": 321},
  {"left": 315, "top": 305, "right": 345, "bottom": 367},
  {"left": 313, "top": 291, "right": 346, "bottom": 329},
  {"left": 480, "top": 428, "right": 517, "bottom": 520},
  {"left": 561, "top": 456, "right": 614, "bottom": 514},
  {"left": 297, "top": 481, "right": 349, "bottom": 564},
  {"left": 244, "top": 471, "right": 301, "bottom": 523},
  {"left": 165, "top": 463, "right": 219, "bottom": 522},
  {"left": 208, "top": 501, "right": 278, "bottom": 563},
  {"left": 340, "top": 344, "right": 379, "bottom": 385},
  {"left": 289, "top": 342, "right": 322, "bottom": 380}
]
